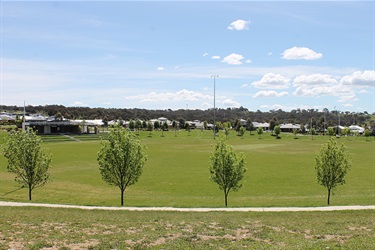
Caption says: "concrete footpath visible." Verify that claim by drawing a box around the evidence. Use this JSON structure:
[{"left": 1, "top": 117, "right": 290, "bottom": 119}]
[{"left": 1, "top": 201, "right": 374, "bottom": 212}]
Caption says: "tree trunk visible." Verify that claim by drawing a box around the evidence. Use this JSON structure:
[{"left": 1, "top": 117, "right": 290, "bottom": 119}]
[
  {"left": 327, "top": 188, "right": 331, "bottom": 205},
  {"left": 28, "top": 185, "right": 32, "bottom": 201},
  {"left": 121, "top": 189, "right": 124, "bottom": 206},
  {"left": 224, "top": 190, "right": 228, "bottom": 207}
]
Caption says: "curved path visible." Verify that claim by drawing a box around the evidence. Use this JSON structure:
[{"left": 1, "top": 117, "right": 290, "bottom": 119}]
[{"left": 1, "top": 201, "right": 374, "bottom": 212}]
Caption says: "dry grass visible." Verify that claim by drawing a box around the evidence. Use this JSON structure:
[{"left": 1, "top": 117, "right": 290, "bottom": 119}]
[{"left": 1, "top": 207, "right": 374, "bottom": 249}]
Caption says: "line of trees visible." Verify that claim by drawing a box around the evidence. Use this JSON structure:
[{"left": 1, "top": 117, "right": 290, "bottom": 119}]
[
  {"left": 2, "top": 127, "right": 353, "bottom": 207},
  {"left": 1, "top": 105, "right": 373, "bottom": 129}
]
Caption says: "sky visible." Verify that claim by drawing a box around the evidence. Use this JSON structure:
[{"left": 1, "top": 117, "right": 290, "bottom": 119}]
[{"left": 1, "top": 1, "right": 374, "bottom": 113}]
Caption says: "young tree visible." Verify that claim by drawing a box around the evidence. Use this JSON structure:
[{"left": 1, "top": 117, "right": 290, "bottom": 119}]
[
  {"left": 185, "top": 122, "right": 191, "bottom": 135},
  {"left": 172, "top": 120, "right": 178, "bottom": 137},
  {"left": 274, "top": 125, "right": 281, "bottom": 139},
  {"left": 97, "top": 125, "right": 147, "bottom": 206},
  {"left": 209, "top": 136, "right": 246, "bottom": 207},
  {"left": 327, "top": 127, "right": 335, "bottom": 136},
  {"left": 293, "top": 128, "right": 298, "bottom": 139},
  {"left": 315, "top": 138, "right": 351, "bottom": 205},
  {"left": 154, "top": 120, "right": 160, "bottom": 130},
  {"left": 235, "top": 122, "right": 242, "bottom": 136},
  {"left": 135, "top": 120, "right": 142, "bottom": 134},
  {"left": 248, "top": 122, "right": 255, "bottom": 135},
  {"left": 142, "top": 120, "right": 147, "bottom": 130},
  {"left": 162, "top": 121, "right": 169, "bottom": 131},
  {"left": 224, "top": 127, "right": 230, "bottom": 139},
  {"left": 239, "top": 126, "right": 246, "bottom": 138},
  {"left": 256, "top": 127, "right": 263, "bottom": 139},
  {"left": 246, "top": 118, "right": 252, "bottom": 131},
  {"left": 147, "top": 121, "right": 153, "bottom": 137},
  {"left": 3, "top": 129, "right": 52, "bottom": 201},
  {"left": 203, "top": 120, "right": 208, "bottom": 130},
  {"left": 364, "top": 129, "right": 372, "bottom": 141}
]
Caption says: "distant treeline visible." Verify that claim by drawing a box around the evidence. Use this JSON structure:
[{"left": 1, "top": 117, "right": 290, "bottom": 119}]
[{"left": 1, "top": 105, "right": 373, "bottom": 128}]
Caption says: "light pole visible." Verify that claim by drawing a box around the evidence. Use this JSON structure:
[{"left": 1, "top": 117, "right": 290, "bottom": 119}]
[
  {"left": 211, "top": 75, "right": 219, "bottom": 139},
  {"left": 334, "top": 106, "right": 340, "bottom": 137}
]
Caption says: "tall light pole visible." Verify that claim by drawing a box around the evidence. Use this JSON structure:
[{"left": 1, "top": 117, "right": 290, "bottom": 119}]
[
  {"left": 334, "top": 106, "right": 341, "bottom": 137},
  {"left": 211, "top": 75, "right": 219, "bottom": 139}
]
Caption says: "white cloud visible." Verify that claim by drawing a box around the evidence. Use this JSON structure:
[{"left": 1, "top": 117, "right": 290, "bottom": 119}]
[
  {"left": 292, "top": 74, "right": 355, "bottom": 103},
  {"left": 212, "top": 55, "right": 220, "bottom": 59},
  {"left": 293, "top": 74, "right": 337, "bottom": 86},
  {"left": 340, "top": 70, "right": 375, "bottom": 87},
  {"left": 227, "top": 20, "right": 250, "bottom": 31},
  {"left": 221, "top": 53, "right": 244, "bottom": 65},
  {"left": 222, "top": 98, "right": 241, "bottom": 108},
  {"left": 203, "top": 52, "right": 209, "bottom": 57},
  {"left": 245, "top": 59, "right": 252, "bottom": 64},
  {"left": 337, "top": 94, "right": 357, "bottom": 103},
  {"left": 125, "top": 89, "right": 212, "bottom": 103},
  {"left": 72, "top": 101, "right": 88, "bottom": 107},
  {"left": 157, "top": 67, "right": 165, "bottom": 71},
  {"left": 359, "top": 89, "right": 368, "bottom": 94},
  {"left": 282, "top": 46, "right": 322, "bottom": 60},
  {"left": 241, "top": 83, "right": 249, "bottom": 88},
  {"left": 252, "top": 73, "right": 290, "bottom": 89},
  {"left": 253, "top": 90, "right": 289, "bottom": 98}
]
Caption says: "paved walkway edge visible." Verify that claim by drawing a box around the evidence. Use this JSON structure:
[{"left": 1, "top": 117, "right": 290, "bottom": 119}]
[{"left": 1, "top": 201, "right": 374, "bottom": 212}]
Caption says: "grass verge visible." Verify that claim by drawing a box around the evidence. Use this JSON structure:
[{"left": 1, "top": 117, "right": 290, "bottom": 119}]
[{"left": 0, "top": 207, "right": 374, "bottom": 249}]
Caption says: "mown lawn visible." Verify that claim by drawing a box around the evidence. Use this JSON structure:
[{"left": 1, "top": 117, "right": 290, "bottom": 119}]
[
  {"left": 0, "top": 130, "right": 374, "bottom": 207},
  {"left": 0, "top": 207, "right": 374, "bottom": 249}
]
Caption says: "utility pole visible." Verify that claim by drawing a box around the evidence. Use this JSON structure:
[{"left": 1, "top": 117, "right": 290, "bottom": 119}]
[{"left": 211, "top": 75, "right": 219, "bottom": 139}]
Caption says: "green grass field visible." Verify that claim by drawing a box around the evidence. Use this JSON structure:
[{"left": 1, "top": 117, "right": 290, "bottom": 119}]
[{"left": 0, "top": 130, "right": 374, "bottom": 207}]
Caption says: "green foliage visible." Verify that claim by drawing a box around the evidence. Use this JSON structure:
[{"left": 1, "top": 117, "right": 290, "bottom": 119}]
[
  {"left": 154, "top": 120, "right": 160, "bottom": 130},
  {"left": 235, "top": 121, "right": 242, "bottom": 135},
  {"left": 162, "top": 121, "right": 168, "bottom": 131},
  {"left": 327, "top": 127, "right": 335, "bottom": 136},
  {"left": 209, "top": 136, "right": 246, "bottom": 206},
  {"left": 147, "top": 121, "right": 153, "bottom": 131},
  {"left": 315, "top": 138, "right": 351, "bottom": 205},
  {"left": 97, "top": 125, "right": 147, "bottom": 206},
  {"left": 274, "top": 125, "right": 281, "bottom": 138},
  {"left": 364, "top": 129, "right": 371, "bottom": 141},
  {"left": 128, "top": 120, "right": 135, "bottom": 130},
  {"left": 256, "top": 127, "right": 263, "bottom": 139},
  {"left": 239, "top": 126, "right": 246, "bottom": 138},
  {"left": 292, "top": 129, "right": 298, "bottom": 139},
  {"left": 3, "top": 129, "right": 52, "bottom": 200},
  {"left": 224, "top": 127, "right": 230, "bottom": 139}
]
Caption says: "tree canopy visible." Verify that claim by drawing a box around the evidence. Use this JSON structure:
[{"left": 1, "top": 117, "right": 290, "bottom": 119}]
[
  {"left": 97, "top": 125, "right": 148, "bottom": 206},
  {"left": 3, "top": 129, "right": 52, "bottom": 200},
  {"left": 315, "top": 138, "right": 351, "bottom": 205},
  {"left": 209, "top": 136, "right": 246, "bottom": 206}
]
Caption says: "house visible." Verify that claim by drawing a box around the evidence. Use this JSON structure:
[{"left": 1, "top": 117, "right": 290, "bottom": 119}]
[
  {"left": 349, "top": 125, "right": 365, "bottom": 134},
  {"left": 252, "top": 122, "right": 269, "bottom": 131},
  {"left": 25, "top": 120, "right": 99, "bottom": 134},
  {"left": 280, "top": 123, "right": 301, "bottom": 132}
]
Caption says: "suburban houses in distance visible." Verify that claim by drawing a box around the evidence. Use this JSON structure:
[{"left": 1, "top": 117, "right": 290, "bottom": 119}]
[{"left": 0, "top": 111, "right": 366, "bottom": 135}]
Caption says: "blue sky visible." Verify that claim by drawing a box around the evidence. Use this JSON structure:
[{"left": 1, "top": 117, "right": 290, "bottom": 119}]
[{"left": 1, "top": 1, "right": 374, "bottom": 112}]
